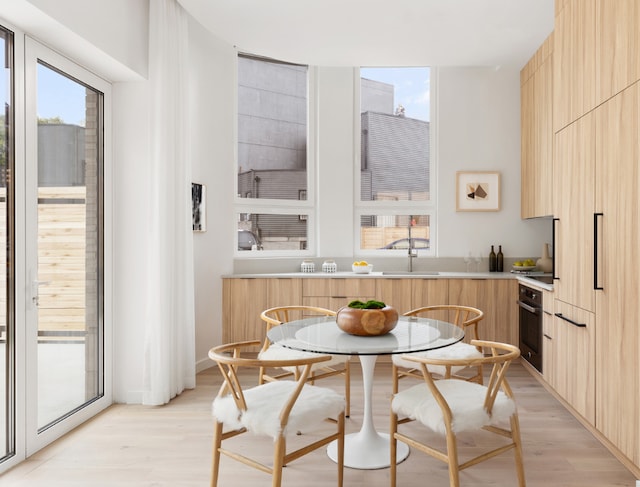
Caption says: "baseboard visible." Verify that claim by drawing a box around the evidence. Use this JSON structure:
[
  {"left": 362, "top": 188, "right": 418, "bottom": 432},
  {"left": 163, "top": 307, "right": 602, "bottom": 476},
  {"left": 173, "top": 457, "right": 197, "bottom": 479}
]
[{"left": 196, "top": 357, "right": 215, "bottom": 373}]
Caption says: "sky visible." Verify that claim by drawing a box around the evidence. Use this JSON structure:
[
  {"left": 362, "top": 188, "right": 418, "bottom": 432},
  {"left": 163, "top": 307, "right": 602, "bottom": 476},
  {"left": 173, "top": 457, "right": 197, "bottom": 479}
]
[
  {"left": 361, "top": 67, "right": 431, "bottom": 122},
  {"left": 1, "top": 57, "right": 86, "bottom": 126},
  {"left": 37, "top": 63, "right": 87, "bottom": 126},
  {"left": 0, "top": 29, "right": 86, "bottom": 127}
]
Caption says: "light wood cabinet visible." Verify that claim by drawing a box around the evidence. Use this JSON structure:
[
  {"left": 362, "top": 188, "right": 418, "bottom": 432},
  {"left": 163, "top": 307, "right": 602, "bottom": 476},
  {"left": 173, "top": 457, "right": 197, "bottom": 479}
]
[
  {"left": 553, "top": 0, "right": 597, "bottom": 132},
  {"left": 375, "top": 278, "right": 413, "bottom": 315},
  {"left": 541, "top": 289, "right": 555, "bottom": 384},
  {"left": 553, "top": 110, "right": 596, "bottom": 312},
  {"left": 555, "top": 0, "right": 569, "bottom": 17},
  {"left": 374, "top": 278, "right": 449, "bottom": 316},
  {"left": 448, "top": 279, "right": 518, "bottom": 346},
  {"left": 410, "top": 278, "right": 451, "bottom": 329},
  {"left": 521, "top": 33, "right": 554, "bottom": 218},
  {"left": 552, "top": 81, "right": 640, "bottom": 466},
  {"left": 222, "top": 277, "right": 516, "bottom": 351},
  {"left": 596, "top": 1, "right": 640, "bottom": 112},
  {"left": 554, "top": 0, "right": 640, "bottom": 133},
  {"left": 411, "top": 278, "right": 449, "bottom": 314},
  {"left": 547, "top": 1, "right": 640, "bottom": 471},
  {"left": 302, "top": 277, "right": 376, "bottom": 311},
  {"left": 222, "top": 277, "right": 302, "bottom": 346},
  {"left": 552, "top": 300, "right": 595, "bottom": 426},
  {"left": 594, "top": 83, "right": 640, "bottom": 466}
]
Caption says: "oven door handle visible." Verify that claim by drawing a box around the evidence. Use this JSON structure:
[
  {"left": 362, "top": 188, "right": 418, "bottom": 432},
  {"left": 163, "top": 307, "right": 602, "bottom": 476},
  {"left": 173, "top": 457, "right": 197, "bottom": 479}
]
[{"left": 517, "top": 300, "right": 540, "bottom": 315}]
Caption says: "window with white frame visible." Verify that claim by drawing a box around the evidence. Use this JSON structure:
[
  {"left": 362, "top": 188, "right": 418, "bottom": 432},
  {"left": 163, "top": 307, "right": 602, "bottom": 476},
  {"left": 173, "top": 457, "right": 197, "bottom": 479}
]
[
  {"left": 357, "top": 67, "right": 435, "bottom": 255},
  {"left": 236, "top": 54, "right": 312, "bottom": 253}
]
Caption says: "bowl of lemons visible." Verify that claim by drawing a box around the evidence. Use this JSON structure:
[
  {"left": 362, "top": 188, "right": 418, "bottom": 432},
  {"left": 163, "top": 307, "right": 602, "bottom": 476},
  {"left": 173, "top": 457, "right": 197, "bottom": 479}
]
[
  {"left": 352, "top": 261, "right": 373, "bottom": 274},
  {"left": 512, "top": 259, "right": 536, "bottom": 271}
]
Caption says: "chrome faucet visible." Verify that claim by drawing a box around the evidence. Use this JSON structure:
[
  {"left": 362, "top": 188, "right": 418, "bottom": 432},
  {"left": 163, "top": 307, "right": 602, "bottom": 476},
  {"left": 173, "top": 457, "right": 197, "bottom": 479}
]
[
  {"left": 408, "top": 215, "right": 417, "bottom": 272},
  {"left": 408, "top": 246, "right": 417, "bottom": 272}
]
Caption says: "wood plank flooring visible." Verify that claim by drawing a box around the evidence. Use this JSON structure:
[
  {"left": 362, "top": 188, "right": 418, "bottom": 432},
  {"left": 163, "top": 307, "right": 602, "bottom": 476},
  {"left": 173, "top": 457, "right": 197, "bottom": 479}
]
[{"left": 1, "top": 360, "right": 637, "bottom": 486}]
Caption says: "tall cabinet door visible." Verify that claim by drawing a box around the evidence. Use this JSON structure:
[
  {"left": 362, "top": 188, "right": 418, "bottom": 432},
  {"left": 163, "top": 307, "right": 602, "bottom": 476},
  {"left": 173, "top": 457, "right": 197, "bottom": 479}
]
[
  {"left": 521, "top": 34, "right": 554, "bottom": 219},
  {"left": 553, "top": 111, "right": 596, "bottom": 312},
  {"left": 596, "top": 1, "right": 640, "bottom": 102},
  {"left": 594, "top": 83, "right": 640, "bottom": 466},
  {"left": 553, "top": 0, "right": 597, "bottom": 132}
]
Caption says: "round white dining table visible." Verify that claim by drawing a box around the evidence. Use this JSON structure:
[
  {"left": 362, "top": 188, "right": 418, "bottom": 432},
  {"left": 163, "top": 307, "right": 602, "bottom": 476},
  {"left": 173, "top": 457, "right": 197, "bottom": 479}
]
[{"left": 266, "top": 314, "right": 464, "bottom": 470}]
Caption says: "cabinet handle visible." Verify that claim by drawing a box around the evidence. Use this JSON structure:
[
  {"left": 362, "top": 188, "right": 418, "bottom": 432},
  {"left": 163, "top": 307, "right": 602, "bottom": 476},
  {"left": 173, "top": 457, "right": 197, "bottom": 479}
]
[
  {"left": 594, "top": 212, "right": 603, "bottom": 290},
  {"left": 543, "top": 333, "right": 552, "bottom": 340},
  {"left": 555, "top": 312, "right": 587, "bottom": 328},
  {"left": 552, "top": 217, "right": 559, "bottom": 281}
]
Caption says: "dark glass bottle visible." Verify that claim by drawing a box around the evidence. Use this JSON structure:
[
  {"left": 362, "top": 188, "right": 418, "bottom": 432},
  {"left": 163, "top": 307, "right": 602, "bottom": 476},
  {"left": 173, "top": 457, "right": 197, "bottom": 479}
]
[
  {"left": 489, "top": 245, "right": 497, "bottom": 272},
  {"left": 497, "top": 245, "right": 504, "bottom": 272}
]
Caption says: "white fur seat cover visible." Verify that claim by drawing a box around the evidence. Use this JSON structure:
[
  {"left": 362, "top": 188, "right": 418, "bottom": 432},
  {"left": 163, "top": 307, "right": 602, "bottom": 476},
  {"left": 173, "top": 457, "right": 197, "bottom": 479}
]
[
  {"left": 392, "top": 379, "right": 515, "bottom": 435},
  {"left": 259, "top": 344, "right": 349, "bottom": 373},
  {"left": 213, "top": 381, "right": 345, "bottom": 439},
  {"left": 391, "top": 342, "right": 483, "bottom": 377}
]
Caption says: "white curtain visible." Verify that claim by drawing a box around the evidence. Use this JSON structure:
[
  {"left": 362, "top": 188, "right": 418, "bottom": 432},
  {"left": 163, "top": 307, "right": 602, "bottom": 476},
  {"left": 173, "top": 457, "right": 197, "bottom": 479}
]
[{"left": 143, "top": 0, "right": 196, "bottom": 405}]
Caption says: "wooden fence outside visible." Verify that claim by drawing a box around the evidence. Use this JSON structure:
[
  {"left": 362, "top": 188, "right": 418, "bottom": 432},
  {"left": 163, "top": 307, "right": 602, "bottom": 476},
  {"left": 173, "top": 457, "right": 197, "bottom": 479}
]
[
  {"left": 0, "top": 186, "right": 87, "bottom": 341},
  {"left": 360, "top": 226, "right": 430, "bottom": 249}
]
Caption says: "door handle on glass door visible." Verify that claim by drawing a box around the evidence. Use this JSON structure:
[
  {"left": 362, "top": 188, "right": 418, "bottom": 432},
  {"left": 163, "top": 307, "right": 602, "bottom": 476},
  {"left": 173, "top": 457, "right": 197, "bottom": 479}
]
[{"left": 31, "top": 280, "right": 51, "bottom": 306}]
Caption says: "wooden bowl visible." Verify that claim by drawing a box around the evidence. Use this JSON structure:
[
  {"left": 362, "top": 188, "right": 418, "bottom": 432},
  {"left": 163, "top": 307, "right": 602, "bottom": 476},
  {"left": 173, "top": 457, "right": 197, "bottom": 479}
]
[{"left": 336, "top": 306, "right": 398, "bottom": 336}]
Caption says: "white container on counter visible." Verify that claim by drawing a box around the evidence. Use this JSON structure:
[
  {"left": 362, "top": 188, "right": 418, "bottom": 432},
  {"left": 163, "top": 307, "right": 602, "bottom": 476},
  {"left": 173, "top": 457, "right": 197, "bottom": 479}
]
[
  {"left": 322, "top": 260, "right": 337, "bottom": 273},
  {"left": 300, "top": 260, "right": 315, "bottom": 273}
]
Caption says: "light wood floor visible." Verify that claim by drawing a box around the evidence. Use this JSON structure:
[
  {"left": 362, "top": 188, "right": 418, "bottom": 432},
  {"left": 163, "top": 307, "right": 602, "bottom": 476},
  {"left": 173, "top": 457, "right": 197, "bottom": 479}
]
[{"left": 1, "top": 360, "right": 637, "bottom": 486}]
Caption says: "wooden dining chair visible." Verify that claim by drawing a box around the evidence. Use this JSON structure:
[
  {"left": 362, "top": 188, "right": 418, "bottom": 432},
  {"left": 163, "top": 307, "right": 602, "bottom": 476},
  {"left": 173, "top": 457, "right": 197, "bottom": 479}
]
[
  {"left": 392, "top": 305, "right": 485, "bottom": 393},
  {"left": 390, "top": 340, "right": 526, "bottom": 487},
  {"left": 208, "top": 340, "right": 345, "bottom": 487},
  {"left": 259, "top": 305, "right": 351, "bottom": 417}
]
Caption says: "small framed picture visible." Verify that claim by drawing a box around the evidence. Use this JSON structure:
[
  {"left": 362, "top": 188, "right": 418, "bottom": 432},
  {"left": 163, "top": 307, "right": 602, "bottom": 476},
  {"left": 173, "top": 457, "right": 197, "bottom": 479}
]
[
  {"left": 192, "top": 182, "right": 206, "bottom": 232},
  {"left": 456, "top": 171, "right": 501, "bottom": 212}
]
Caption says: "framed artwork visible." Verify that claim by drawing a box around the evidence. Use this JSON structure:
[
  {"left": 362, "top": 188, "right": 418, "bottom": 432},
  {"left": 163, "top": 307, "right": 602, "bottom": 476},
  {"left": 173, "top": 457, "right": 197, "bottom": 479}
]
[
  {"left": 192, "top": 182, "right": 206, "bottom": 231},
  {"left": 456, "top": 171, "right": 501, "bottom": 212}
]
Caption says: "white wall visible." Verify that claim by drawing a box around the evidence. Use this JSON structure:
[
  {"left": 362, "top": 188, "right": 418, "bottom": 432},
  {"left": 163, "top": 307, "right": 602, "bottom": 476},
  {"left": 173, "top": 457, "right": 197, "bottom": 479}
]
[
  {"left": 187, "top": 19, "right": 236, "bottom": 371},
  {"left": 436, "top": 67, "right": 550, "bottom": 259},
  {"left": 316, "top": 67, "right": 357, "bottom": 257},
  {"left": 25, "top": 0, "right": 148, "bottom": 78},
  {"left": 0, "top": 0, "right": 148, "bottom": 81},
  {"left": 112, "top": 81, "right": 150, "bottom": 402}
]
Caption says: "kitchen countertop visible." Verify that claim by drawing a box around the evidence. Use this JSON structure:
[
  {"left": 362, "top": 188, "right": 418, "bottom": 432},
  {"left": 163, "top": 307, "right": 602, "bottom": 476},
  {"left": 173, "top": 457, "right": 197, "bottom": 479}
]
[
  {"left": 223, "top": 271, "right": 554, "bottom": 291},
  {"left": 516, "top": 274, "right": 554, "bottom": 291}
]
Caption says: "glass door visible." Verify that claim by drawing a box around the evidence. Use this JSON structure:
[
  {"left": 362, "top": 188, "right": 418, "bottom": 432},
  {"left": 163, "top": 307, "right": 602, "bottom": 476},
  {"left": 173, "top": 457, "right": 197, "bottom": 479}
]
[
  {"left": 24, "top": 37, "right": 110, "bottom": 455},
  {"left": 35, "top": 60, "right": 103, "bottom": 429},
  {"left": 0, "top": 25, "right": 14, "bottom": 463}
]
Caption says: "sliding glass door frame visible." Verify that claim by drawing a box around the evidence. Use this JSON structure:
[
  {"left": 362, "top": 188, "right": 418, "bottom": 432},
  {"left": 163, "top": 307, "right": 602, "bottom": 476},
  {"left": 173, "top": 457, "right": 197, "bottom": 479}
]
[{"left": 19, "top": 36, "right": 112, "bottom": 460}]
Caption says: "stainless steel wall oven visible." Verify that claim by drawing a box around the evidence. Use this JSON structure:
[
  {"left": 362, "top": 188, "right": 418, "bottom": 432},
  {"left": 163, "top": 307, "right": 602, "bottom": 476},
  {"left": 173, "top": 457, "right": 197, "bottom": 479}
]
[{"left": 517, "top": 283, "right": 542, "bottom": 372}]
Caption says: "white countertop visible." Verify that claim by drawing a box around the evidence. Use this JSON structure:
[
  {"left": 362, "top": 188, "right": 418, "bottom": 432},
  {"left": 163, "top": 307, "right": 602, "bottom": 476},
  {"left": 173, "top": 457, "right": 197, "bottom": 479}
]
[
  {"left": 515, "top": 274, "right": 554, "bottom": 291},
  {"left": 223, "top": 270, "right": 554, "bottom": 291},
  {"left": 225, "top": 270, "right": 507, "bottom": 278}
]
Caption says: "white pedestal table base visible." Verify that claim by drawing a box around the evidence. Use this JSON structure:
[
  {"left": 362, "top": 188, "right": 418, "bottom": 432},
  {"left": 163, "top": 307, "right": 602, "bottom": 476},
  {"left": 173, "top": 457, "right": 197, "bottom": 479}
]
[{"left": 326, "top": 354, "right": 410, "bottom": 469}]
